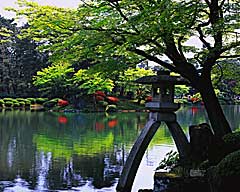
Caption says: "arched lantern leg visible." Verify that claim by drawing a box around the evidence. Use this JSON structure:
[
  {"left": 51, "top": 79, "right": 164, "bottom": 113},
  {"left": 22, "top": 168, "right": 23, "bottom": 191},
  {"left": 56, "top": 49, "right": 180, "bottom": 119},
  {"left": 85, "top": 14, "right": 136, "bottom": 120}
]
[{"left": 116, "top": 118, "right": 161, "bottom": 192}]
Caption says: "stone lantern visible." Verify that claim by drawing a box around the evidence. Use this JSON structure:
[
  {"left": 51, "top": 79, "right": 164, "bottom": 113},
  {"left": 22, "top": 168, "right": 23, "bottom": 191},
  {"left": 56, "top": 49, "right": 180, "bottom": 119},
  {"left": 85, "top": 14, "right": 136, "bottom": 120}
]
[
  {"left": 136, "top": 70, "right": 189, "bottom": 112},
  {"left": 117, "top": 70, "right": 191, "bottom": 192}
]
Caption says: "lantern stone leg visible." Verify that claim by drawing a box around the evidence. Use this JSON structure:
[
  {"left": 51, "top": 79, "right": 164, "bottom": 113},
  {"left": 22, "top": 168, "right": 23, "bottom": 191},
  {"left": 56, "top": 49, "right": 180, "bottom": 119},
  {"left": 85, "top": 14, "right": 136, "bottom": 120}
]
[
  {"left": 116, "top": 112, "right": 190, "bottom": 192},
  {"left": 116, "top": 118, "right": 161, "bottom": 192},
  {"left": 117, "top": 71, "right": 191, "bottom": 192},
  {"left": 165, "top": 116, "right": 190, "bottom": 159}
]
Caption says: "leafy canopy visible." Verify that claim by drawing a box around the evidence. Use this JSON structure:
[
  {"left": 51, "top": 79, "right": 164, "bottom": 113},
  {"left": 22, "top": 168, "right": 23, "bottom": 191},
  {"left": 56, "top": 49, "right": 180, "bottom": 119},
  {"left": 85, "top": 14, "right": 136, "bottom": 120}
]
[
  {"left": 8, "top": 0, "right": 239, "bottom": 77},
  {"left": 33, "top": 61, "right": 74, "bottom": 97}
]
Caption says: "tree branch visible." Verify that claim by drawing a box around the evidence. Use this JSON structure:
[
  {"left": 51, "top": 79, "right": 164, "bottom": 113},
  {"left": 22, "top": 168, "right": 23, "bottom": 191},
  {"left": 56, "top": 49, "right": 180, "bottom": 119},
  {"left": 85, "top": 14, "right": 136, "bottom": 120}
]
[
  {"left": 219, "top": 55, "right": 240, "bottom": 58},
  {"left": 132, "top": 48, "right": 177, "bottom": 72},
  {"left": 220, "top": 41, "right": 240, "bottom": 53},
  {"left": 108, "top": 1, "right": 140, "bottom": 34},
  {"left": 220, "top": 0, "right": 227, "bottom": 8},
  {"left": 196, "top": 20, "right": 212, "bottom": 49},
  {"left": 81, "top": 26, "right": 138, "bottom": 35},
  {"left": 204, "top": 0, "right": 211, "bottom": 7},
  {"left": 214, "top": 62, "right": 223, "bottom": 86},
  {"left": 177, "top": 36, "right": 185, "bottom": 59}
]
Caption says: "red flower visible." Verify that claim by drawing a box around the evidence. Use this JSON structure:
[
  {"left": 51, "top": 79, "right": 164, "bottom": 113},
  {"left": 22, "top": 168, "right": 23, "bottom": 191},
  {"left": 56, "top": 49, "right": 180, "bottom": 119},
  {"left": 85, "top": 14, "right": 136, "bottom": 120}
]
[
  {"left": 58, "top": 99, "right": 69, "bottom": 106},
  {"left": 145, "top": 96, "right": 152, "bottom": 102},
  {"left": 95, "top": 91, "right": 106, "bottom": 97},
  {"left": 96, "top": 95, "right": 105, "bottom": 101},
  {"left": 106, "top": 96, "right": 119, "bottom": 103},
  {"left": 58, "top": 116, "right": 68, "bottom": 124}
]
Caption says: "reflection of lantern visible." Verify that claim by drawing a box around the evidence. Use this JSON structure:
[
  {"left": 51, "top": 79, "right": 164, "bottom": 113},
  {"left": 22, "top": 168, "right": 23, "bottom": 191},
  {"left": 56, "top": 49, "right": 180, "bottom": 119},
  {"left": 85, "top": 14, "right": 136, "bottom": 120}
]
[{"left": 136, "top": 71, "right": 189, "bottom": 112}]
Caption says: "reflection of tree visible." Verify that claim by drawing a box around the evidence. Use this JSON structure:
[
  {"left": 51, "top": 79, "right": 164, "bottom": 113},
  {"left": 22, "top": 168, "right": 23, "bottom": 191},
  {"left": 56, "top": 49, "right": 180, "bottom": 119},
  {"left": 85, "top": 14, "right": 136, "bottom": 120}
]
[
  {"left": 1, "top": 108, "right": 235, "bottom": 190},
  {"left": 0, "top": 111, "right": 151, "bottom": 190},
  {"left": 0, "top": 110, "right": 40, "bottom": 188},
  {"left": 176, "top": 106, "right": 208, "bottom": 129}
]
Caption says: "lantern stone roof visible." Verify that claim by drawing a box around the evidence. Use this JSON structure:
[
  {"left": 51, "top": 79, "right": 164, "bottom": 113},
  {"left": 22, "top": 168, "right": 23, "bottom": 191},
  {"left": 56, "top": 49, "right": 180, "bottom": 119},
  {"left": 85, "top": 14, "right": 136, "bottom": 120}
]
[{"left": 135, "top": 71, "right": 190, "bottom": 85}]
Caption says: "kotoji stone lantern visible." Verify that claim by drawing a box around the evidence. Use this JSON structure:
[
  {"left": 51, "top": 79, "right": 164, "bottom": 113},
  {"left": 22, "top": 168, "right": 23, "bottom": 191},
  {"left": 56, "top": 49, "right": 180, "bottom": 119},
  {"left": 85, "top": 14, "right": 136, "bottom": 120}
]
[
  {"left": 136, "top": 70, "right": 189, "bottom": 112},
  {"left": 117, "top": 70, "right": 191, "bottom": 192}
]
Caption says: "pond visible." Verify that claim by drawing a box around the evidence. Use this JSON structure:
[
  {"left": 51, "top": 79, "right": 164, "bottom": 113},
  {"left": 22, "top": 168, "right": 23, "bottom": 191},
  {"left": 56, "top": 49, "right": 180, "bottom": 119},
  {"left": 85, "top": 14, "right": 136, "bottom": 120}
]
[{"left": 0, "top": 105, "right": 239, "bottom": 192}]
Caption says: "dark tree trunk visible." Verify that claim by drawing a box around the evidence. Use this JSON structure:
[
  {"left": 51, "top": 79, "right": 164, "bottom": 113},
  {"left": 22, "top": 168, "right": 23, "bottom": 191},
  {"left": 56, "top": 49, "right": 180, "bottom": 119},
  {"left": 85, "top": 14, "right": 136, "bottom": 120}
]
[{"left": 197, "top": 75, "right": 232, "bottom": 138}]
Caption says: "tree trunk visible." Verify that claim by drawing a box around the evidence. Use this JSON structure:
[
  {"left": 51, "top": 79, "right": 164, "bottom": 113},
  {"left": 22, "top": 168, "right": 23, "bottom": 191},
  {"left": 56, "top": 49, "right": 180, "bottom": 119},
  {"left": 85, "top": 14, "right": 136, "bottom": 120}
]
[{"left": 198, "top": 76, "right": 232, "bottom": 138}]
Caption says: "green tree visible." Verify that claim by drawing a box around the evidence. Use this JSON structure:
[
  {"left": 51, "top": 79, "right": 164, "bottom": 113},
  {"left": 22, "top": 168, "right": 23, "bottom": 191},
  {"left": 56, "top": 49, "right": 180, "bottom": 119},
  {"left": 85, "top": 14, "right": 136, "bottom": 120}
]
[
  {"left": 212, "top": 60, "right": 240, "bottom": 102},
  {"left": 33, "top": 61, "right": 74, "bottom": 98},
  {"left": 73, "top": 69, "right": 114, "bottom": 94},
  {"left": 0, "top": 16, "right": 48, "bottom": 97},
  {"left": 118, "top": 67, "right": 154, "bottom": 101},
  {"left": 9, "top": 0, "right": 240, "bottom": 137}
]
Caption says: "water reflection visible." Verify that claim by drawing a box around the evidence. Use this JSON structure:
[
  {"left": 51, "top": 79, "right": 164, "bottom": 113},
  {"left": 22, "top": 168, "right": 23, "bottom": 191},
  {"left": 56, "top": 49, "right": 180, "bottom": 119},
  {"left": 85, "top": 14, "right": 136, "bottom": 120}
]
[{"left": 0, "top": 106, "right": 239, "bottom": 191}]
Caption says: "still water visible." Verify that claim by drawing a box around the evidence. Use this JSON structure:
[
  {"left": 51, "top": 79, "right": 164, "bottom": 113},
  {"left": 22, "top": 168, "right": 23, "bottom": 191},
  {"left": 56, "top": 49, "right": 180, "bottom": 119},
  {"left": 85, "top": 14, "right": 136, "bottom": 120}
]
[{"left": 0, "top": 105, "right": 239, "bottom": 192}]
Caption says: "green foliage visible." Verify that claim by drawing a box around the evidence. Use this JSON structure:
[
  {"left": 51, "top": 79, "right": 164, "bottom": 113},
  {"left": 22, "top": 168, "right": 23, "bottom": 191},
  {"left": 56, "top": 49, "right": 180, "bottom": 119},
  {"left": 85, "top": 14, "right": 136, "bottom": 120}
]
[
  {"left": 212, "top": 60, "right": 240, "bottom": 98},
  {"left": 98, "top": 101, "right": 108, "bottom": 107},
  {"left": 74, "top": 69, "right": 114, "bottom": 94},
  {"left": 118, "top": 68, "right": 154, "bottom": 95},
  {"left": 4, "top": 101, "right": 13, "bottom": 107},
  {"left": 3, "top": 98, "right": 14, "bottom": 102},
  {"left": 27, "top": 98, "right": 36, "bottom": 104},
  {"left": 6, "top": 0, "right": 239, "bottom": 137},
  {"left": 156, "top": 150, "right": 179, "bottom": 171},
  {"left": 175, "top": 85, "right": 190, "bottom": 97},
  {"left": 18, "top": 101, "right": 25, "bottom": 107},
  {"left": 33, "top": 61, "right": 74, "bottom": 97},
  {"left": 223, "top": 131, "right": 240, "bottom": 152},
  {"left": 0, "top": 99, "right": 4, "bottom": 105},
  {"left": 105, "top": 105, "right": 117, "bottom": 113},
  {"left": 13, "top": 102, "right": 21, "bottom": 108},
  {"left": 43, "top": 99, "right": 58, "bottom": 108},
  {"left": 35, "top": 98, "right": 48, "bottom": 104}
]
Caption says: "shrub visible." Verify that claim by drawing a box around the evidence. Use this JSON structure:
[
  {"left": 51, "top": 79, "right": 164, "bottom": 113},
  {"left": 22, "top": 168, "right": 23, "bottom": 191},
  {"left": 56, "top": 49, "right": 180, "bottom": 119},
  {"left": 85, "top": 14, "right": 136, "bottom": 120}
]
[
  {"left": 16, "top": 98, "right": 26, "bottom": 102},
  {"left": 223, "top": 132, "right": 240, "bottom": 153},
  {"left": 95, "top": 90, "right": 106, "bottom": 97},
  {"left": 36, "top": 98, "right": 48, "bottom": 104},
  {"left": 208, "top": 150, "right": 240, "bottom": 192},
  {"left": 0, "top": 99, "right": 4, "bottom": 105},
  {"left": 58, "top": 99, "right": 69, "bottom": 107},
  {"left": 106, "top": 96, "right": 119, "bottom": 104},
  {"left": 25, "top": 101, "right": 31, "bottom": 107},
  {"left": 27, "top": 98, "right": 36, "bottom": 104},
  {"left": 18, "top": 101, "right": 25, "bottom": 107},
  {"left": 156, "top": 150, "right": 179, "bottom": 171},
  {"left": 105, "top": 105, "right": 117, "bottom": 112},
  {"left": 98, "top": 101, "right": 108, "bottom": 107},
  {"left": 43, "top": 98, "right": 60, "bottom": 108},
  {"left": 13, "top": 102, "right": 20, "bottom": 108},
  {"left": 4, "top": 101, "right": 13, "bottom": 107},
  {"left": 3, "top": 98, "right": 14, "bottom": 102}
]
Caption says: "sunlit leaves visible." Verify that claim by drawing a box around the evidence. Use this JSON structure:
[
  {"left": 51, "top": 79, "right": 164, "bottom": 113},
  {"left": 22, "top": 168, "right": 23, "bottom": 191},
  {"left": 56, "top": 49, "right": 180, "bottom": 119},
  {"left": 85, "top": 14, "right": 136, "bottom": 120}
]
[
  {"left": 33, "top": 61, "right": 74, "bottom": 97},
  {"left": 7, "top": 0, "right": 240, "bottom": 74},
  {"left": 74, "top": 69, "right": 114, "bottom": 94},
  {"left": 118, "top": 67, "right": 155, "bottom": 94}
]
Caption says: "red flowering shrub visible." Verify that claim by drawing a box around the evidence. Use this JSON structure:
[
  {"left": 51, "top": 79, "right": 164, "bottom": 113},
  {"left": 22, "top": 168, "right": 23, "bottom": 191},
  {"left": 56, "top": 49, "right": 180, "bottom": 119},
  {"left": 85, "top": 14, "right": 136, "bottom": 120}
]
[
  {"left": 58, "top": 99, "right": 69, "bottom": 106},
  {"left": 95, "top": 91, "right": 106, "bottom": 97},
  {"left": 145, "top": 96, "right": 152, "bottom": 102},
  {"left": 96, "top": 95, "right": 105, "bottom": 101},
  {"left": 106, "top": 96, "right": 119, "bottom": 103}
]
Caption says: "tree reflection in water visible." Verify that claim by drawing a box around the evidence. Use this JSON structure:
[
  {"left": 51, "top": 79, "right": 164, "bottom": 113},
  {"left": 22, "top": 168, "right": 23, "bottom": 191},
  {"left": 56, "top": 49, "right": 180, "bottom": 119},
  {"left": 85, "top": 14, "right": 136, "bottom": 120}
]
[{"left": 0, "top": 106, "right": 239, "bottom": 191}]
